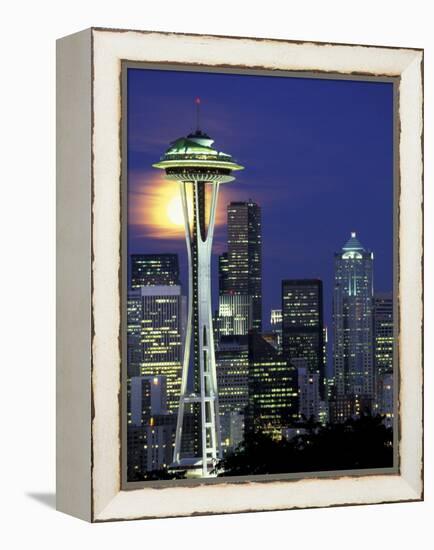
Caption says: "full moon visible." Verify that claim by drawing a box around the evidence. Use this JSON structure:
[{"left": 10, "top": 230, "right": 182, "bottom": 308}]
[{"left": 166, "top": 195, "right": 184, "bottom": 226}]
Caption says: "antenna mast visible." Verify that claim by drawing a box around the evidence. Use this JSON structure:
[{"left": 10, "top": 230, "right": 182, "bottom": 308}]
[{"left": 195, "top": 97, "right": 201, "bottom": 131}]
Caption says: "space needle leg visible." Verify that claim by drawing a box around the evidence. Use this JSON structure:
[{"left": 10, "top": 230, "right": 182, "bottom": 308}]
[{"left": 173, "top": 182, "right": 193, "bottom": 464}]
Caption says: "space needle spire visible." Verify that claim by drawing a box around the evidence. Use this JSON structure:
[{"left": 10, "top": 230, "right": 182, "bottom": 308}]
[
  {"left": 153, "top": 101, "right": 244, "bottom": 477},
  {"left": 195, "top": 96, "right": 201, "bottom": 132}
]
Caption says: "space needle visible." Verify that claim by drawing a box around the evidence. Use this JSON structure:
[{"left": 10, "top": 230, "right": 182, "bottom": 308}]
[{"left": 153, "top": 99, "right": 244, "bottom": 477}]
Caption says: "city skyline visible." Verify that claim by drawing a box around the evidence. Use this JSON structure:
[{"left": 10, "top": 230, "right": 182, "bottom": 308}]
[
  {"left": 126, "top": 67, "right": 395, "bottom": 480},
  {"left": 127, "top": 68, "right": 394, "bottom": 352},
  {"left": 126, "top": 228, "right": 394, "bottom": 478}
]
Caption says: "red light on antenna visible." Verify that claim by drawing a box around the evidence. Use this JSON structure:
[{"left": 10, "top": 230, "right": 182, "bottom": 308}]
[{"left": 195, "top": 97, "right": 201, "bottom": 104}]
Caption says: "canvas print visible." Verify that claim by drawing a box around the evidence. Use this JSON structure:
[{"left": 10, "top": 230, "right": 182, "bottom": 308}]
[{"left": 125, "top": 66, "right": 395, "bottom": 482}]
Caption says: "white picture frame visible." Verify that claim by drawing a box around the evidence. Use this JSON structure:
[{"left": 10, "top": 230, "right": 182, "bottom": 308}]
[{"left": 56, "top": 27, "right": 423, "bottom": 522}]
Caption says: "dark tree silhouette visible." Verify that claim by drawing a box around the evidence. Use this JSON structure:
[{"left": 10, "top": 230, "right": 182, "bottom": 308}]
[
  {"left": 128, "top": 468, "right": 186, "bottom": 482},
  {"left": 216, "top": 414, "right": 393, "bottom": 476}
]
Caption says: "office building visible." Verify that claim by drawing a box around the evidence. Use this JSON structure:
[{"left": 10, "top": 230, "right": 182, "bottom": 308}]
[
  {"left": 374, "top": 292, "right": 394, "bottom": 377},
  {"left": 375, "top": 372, "right": 394, "bottom": 429},
  {"left": 215, "top": 335, "right": 249, "bottom": 453},
  {"left": 127, "top": 414, "right": 178, "bottom": 479},
  {"left": 129, "top": 375, "right": 167, "bottom": 426},
  {"left": 225, "top": 201, "right": 262, "bottom": 331},
  {"left": 246, "top": 333, "right": 298, "bottom": 439},
  {"left": 217, "top": 294, "right": 252, "bottom": 337},
  {"left": 294, "top": 361, "right": 321, "bottom": 422},
  {"left": 127, "top": 285, "right": 186, "bottom": 413},
  {"left": 270, "top": 309, "right": 283, "bottom": 351},
  {"left": 218, "top": 252, "right": 229, "bottom": 294},
  {"left": 131, "top": 253, "right": 179, "bottom": 288},
  {"left": 127, "top": 292, "right": 144, "bottom": 378},
  {"left": 373, "top": 292, "right": 394, "bottom": 427},
  {"left": 127, "top": 375, "right": 177, "bottom": 478},
  {"left": 282, "top": 279, "right": 325, "bottom": 398},
  {"left": 333, "top": 232, "right": 374, "bottom": 417}
]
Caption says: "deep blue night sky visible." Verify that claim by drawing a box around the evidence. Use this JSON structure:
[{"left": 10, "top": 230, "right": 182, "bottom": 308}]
[{"left": 127, "top": 68, "right": 394, "bottom": 374}]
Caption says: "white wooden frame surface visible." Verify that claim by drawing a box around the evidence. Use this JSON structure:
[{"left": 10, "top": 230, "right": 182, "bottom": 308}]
[{"left": 56, "top": 28, "right": 423, "bottom": 522}]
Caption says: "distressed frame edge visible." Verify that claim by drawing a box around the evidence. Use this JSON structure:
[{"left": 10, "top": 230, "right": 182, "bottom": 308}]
[
  {"left": 89, "top": 29, "right": 423, "bottom": 522},
  {"left": 396, "top": 52, "right": 424, "bottom": 499},
  {"left": 90, "top": 25, "right": 424, "bottom": 53}
]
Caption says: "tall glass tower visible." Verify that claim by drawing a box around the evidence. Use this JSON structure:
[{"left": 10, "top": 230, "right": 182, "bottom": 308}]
[
  {"left": 153, "top": 119, "right": 243, "bottom": 477},
  {"left": 226, "top": 201, "right": 262, "bottom": 331},
  {"left": 333, "top": 233, "right": 374, "bottom": 414}
]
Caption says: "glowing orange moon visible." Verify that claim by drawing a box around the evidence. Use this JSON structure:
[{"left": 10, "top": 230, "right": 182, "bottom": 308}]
[
  {"left": 129, "top": 171, "right": 238, "bottom": 239},
  {"left": 166, "top": 195, "right": 185, "bottom": 227}
]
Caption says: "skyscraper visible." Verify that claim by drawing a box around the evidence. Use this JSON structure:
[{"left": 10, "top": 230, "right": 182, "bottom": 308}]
[
  {"left": 282, "top": 279, "right": 325, "bottom": 398},
  {"left": 129, "top": 375, "right": 167, "bottom": 427},
  {"left": 127, "top": 375, "right": 177, "bottom": 479},
  {"left": 127, "top": 285, "right": 186, "bottom": 413},
  {"left": 270, "top": 309, "right": 282, "bottom": 328},
  {"left": 215, "top": 335, "right": 249, "bottom": 453},
  {"left": 131, "top": 253, "right": 179, "bottom": 288},
  {"left": 218, "top": 252, "right": 229, "bottom": 294},
  {"left": 270, "top": 309, "right": 283, "bottom": 351},
  {"left": 376, "top": 372, "right": 394, "bottom": 429},
  {"left": 373, "top": 292, "right": 394, "bottom": 427},
  {"left": 323, "top": 326, "right": 328, "bottom": 374},
  {"left": 127, "top": 292, "right": 144, "bottom": 378},
  {"left": 153, "top": 122, "right": 244, "bottom": 476},
  {"left": 226, "top": 201, "right": 262, "bottom": 331},
  {"left": 217, "top": 294, "right": 252, "bottom": 336},
  {"left": 295, "top": 362, "right": 322, "bottom": 422},
  {"left": 246, "top": 333, "right": 298, "bottom": 439},
  {"left": 333, "top": 232, "right": 374, "bottom": 418},
  {"left": 373, "top": 292, "right": 394, "bottom": 377}
]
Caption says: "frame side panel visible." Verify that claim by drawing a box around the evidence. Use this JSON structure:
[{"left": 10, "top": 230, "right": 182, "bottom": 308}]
[{"left": 56, "top": 28, "right": 92, "bottom": 522}]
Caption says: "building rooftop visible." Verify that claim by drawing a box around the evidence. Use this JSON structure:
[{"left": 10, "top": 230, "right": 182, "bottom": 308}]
[{"left": 342, "top": 232, "right": 365, "bottom": 252}]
